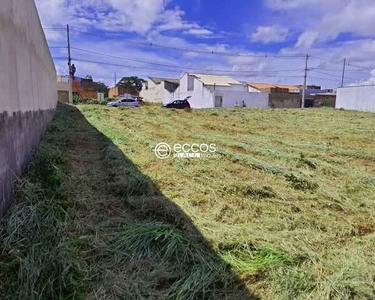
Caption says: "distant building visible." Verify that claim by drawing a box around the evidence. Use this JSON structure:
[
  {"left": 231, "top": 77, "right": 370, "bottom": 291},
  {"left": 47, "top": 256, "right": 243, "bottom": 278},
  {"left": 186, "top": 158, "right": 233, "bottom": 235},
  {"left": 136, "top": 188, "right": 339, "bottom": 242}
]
[
  {"left": 57, "top": 75, "right": 72, "bottom": 104},
  {"left": 247, "top": 83, "right": 300, "bottom": 93},
  {"left": 109, "top": 86, "right": 130, "bottom": 98},
  {"left": 174, "top": 73, "right": 269, "bottom": 108},
  {"left": 140, "top": 77, "right": 180, "bottom": 103},
  {"left": 248, "top": 82, "right": 301, "bottom": 108},
  {"left": 304, "top": 93, "right": 336, "bottom": 108},
  {"left": 336, "top": 85, "right": 375, "bottom": 112},
  {"left": 73, "top": 77, "right": 97, "bottom": 99},
  {"left": 247, "top": 82, "right": 336, "bottom": 108}
]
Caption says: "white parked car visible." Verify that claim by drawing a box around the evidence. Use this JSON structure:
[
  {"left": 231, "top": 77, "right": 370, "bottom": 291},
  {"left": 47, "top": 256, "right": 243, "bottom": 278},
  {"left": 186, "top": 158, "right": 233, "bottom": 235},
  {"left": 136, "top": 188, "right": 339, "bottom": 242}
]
[{"left": 107, "top": 98, "right": 140, "bottom": 108}]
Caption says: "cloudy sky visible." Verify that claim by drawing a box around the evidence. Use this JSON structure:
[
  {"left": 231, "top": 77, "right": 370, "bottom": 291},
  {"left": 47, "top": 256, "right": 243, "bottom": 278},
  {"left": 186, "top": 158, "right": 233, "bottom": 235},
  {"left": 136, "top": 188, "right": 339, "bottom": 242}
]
[{"left": 35, "top": 0, "right": 375, "bottom": 88}]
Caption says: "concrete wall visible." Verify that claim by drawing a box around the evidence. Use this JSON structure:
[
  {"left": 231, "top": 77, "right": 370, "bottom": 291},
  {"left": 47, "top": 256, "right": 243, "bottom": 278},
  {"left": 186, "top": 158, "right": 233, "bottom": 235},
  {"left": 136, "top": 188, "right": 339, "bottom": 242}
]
[
  {"left": 0, "top": 0, "right": 57, "bottom": 214},
  {"left": 337, "top": 86, "right": 375, "bottom": 112},
  {"left": 269, "top": 93, "right": 301, "bottom": 108},
  {"left": 109, "top": 87, "right": 129, "bottom": 98},
  {"left": 216, "top": 91, "right": 269, "bottom": 108},
  {"left": 140, "top": 79, "right": 178, "bottom": 103}
]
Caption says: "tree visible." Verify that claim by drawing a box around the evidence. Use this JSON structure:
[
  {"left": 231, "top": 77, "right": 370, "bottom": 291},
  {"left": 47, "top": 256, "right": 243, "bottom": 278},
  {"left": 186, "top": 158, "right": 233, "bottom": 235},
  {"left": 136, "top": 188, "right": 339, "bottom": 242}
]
[
  {"left": 92, "top": 81, "right": 109, "bottom": 98},
  {"left": 116, "top": 76, "right": 146, "bottom": 95}
]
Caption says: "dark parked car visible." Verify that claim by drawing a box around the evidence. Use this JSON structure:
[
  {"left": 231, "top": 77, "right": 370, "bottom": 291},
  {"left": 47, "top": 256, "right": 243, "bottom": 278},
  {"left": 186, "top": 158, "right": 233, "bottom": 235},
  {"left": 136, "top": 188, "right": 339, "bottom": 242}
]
[{"left": 162, "top": 97, "right": 191, "bottom": 109}]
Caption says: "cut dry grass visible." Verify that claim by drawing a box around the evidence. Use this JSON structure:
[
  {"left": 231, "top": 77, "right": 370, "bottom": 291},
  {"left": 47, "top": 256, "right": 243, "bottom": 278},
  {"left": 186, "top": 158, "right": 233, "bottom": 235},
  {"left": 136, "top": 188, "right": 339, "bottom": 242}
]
[
  {"left": 76, "top": 104, "right": 375, "bottom": 299},
  {"left": 2, "top": 104, "right": 375, "bottom": 299}
]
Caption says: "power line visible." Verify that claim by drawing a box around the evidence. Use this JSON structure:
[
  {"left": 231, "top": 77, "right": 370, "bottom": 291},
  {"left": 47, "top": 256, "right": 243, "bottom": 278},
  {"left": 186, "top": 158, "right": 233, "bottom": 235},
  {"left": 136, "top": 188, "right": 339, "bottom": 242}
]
[
  {"left": 310, "top": 70, "right": 364, "bottom": 81},
  {"left": 69, "top": 46, "right": 306, "bottom": 74},
  {"left": 43, "top": 27, "right": 66, "bottom": 30},
  {"left": 310, "top": 56, "right": 374, "bottom": 71},
  {"left": 56, "top": 57, "right": 304, "bottom": 78},
  {"left": 44, "top": 27, "right": 375, "bottom": 73},
  {"left": 309, "top": 56, "right": 343, "bottom": 65},
  {"left": 346, "top": 62, "right": 373, "bottom": 71},
  {"left": 45, "top": 27, "right": 305, "bottom": 59},
  {"left": 308, "top": 76, "right": 341, "bottom": 83},
  {"left": 313, "top": 67, "right": 370, "bottom": 73}
]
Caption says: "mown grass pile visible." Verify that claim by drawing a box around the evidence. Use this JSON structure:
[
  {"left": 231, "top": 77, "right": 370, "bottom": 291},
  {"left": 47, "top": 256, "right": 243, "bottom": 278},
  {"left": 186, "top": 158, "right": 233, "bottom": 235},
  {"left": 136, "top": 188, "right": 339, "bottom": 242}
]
[
  {"left": 78, "top": 104, "right": 375, "bottom": 299},
  {"left": 2, "top": 103, "right": 375, "bottom": 299},
  {"left": 0, "top": 105, "right": 88, "bottom": 299}
]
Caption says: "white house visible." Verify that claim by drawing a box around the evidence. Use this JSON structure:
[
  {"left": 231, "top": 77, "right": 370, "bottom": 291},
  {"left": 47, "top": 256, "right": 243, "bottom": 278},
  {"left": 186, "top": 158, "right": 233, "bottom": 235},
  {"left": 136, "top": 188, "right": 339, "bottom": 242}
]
[
  {"left": 336, "top": 85, "right": 375, "bottom": 112},
  {"left": 173, "top": 73, "right": 269, "bottom": 108},
  {"left": 140, "top": 77, "right": 179, "bottom": 103}
]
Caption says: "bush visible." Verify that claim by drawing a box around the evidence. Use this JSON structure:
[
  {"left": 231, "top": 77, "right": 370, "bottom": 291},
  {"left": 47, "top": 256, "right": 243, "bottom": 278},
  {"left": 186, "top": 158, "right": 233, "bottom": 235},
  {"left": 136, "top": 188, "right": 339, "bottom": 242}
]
[{"left": 73, "top": 95, "right": 80, "bottom": 105}]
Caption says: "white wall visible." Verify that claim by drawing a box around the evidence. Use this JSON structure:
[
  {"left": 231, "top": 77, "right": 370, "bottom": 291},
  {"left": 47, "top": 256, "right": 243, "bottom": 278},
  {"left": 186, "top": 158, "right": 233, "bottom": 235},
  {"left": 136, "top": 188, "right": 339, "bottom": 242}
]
[
  {"left": 140, "top": 79, "right": 164, "bottom": 103},
  {"left": 337, "top": 86, "right": 375, "bottom": 112},
  {"left": 175, "top": 74, "right": 268, "bottom": 108},
  {"left": 217, "top": 91, "right": 269, "bottom": 108},
  {"left": 140, "top": 79, "right": 178, "bottom": 103}
]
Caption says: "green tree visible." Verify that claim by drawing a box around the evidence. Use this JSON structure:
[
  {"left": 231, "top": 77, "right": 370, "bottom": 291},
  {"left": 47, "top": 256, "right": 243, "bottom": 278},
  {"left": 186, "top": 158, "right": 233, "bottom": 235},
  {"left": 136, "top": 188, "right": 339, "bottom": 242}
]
[
  {"left": 116, "top": 76, "right": 146, "bottom": 95},
  {"left": 92, "top": 81, "right": 109, "bottom": 97}
]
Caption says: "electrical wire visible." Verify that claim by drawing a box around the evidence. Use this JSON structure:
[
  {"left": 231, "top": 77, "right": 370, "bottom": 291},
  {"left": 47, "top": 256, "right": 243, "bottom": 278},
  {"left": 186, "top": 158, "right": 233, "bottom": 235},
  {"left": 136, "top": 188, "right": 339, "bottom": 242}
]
[
  {"left": 44, "top": 28, "right": 375, "bottom": 72},
  {"left": 63, "top": 57, "right": 304, "bottom": 78},
  {"left": 69, "top": 46, "right": 306, "bottom": 74},
  {"left": 310, "top": 70, "right": 363, "bottom": 82},
  {"left": 65, "top": 28, "right": 306, "bottom": 59}
]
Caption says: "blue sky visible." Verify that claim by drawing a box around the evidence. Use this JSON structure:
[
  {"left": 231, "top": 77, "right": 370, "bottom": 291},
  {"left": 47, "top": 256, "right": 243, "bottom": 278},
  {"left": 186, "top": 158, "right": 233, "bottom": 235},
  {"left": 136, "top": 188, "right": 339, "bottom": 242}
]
[{"left": 35, "top": 0, "right": 375, "bottom": 88}]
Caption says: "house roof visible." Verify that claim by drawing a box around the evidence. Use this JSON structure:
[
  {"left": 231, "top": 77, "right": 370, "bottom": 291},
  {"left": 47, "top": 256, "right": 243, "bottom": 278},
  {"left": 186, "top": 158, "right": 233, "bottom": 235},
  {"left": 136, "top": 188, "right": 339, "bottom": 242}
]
[
  {"left": 189, "top": 73, "right": 242, "bottom": 87},
  {"left": 247, "top": 82, "right": 299, "bottom": 90},
  {"left": 149, "top": 77, "right": 179, "bottom": 85}
]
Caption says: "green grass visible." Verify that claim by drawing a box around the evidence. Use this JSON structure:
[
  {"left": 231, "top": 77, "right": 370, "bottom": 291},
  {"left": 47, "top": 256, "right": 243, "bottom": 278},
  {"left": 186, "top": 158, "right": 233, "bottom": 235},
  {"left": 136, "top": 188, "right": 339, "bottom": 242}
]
[
  {"left": 76, "top": 104, "right": 375, "bottom": 299},
  {"left": 0, "top": 105, "right": 88, "bottom": 299},
  {"left": 2, "top": 104, "right": 375, "bottom": 299}
]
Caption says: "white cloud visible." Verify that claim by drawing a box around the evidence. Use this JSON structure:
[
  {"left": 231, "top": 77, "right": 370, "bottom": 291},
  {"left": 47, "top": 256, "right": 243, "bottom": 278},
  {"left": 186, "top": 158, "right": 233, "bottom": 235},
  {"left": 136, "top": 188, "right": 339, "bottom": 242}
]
[
  {"left": 317, "top": 1, "right": 375, "bottom": 41},
  {"left": 295, "top": 31, "right": 318, "bottom": 49},
  {"left": 36, "top": 0, "right": 375, "bottom": 90},
  {"left": 265, "top": 0, "right": 342, "bottom": 10},
  {"left": 251, "top": 26, "right": 288, "bottom": 43},
  {"left": 35, "top": 0, "right": 213, "bottom": 37},
  {"left": 266, "top": 0, "right": 375, "bottom": 49},
  {"left": 184, "top": 28, "right": 214, "bottom": 36}
]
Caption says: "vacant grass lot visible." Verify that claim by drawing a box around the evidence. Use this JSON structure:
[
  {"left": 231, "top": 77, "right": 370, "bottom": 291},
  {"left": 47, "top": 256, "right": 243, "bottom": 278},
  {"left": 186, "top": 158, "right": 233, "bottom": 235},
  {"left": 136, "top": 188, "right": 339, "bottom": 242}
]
[
  {"left": 77, "top": 104, "right": 375, "bottom": 299},
  {"left": 1, "top": 104, "right": 375, "bottom": 299}
]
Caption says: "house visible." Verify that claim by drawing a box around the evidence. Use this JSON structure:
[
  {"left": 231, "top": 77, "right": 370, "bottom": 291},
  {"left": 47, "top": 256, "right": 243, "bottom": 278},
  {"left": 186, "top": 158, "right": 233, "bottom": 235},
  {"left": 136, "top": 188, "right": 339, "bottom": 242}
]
[
  {"left": 336, "top": 85, "right": 375, "bottom": 112},
  {"left": 173, "top": 73, "right": 269, "bottom": 108},
  {"left": 247, "top": 82, "right": 336, "bottom": 108},
  {"left": 57, "top": 75, "right": 72, "bottom": 104},
  {"left": 304, "top": 93, "right": 336, "bottom": 108},
  {"left": 72, "top": 77, "right": 97, "bottom": 99},
  {"left": 248, "top": 82, "right": 302, "bottom": 108},
  {"left": 140, "top": 77, "right": 179, "bottom": 103},
  {"left": 248, "top": 82, "right": 299, "bottom": 93},
  {"left": 109, "top": 86, "right": 130, "bottom": 98}
]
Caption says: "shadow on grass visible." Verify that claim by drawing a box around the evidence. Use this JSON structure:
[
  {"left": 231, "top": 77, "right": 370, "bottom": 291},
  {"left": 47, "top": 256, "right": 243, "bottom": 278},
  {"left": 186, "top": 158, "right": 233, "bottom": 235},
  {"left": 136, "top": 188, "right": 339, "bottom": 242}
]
[{"left": 65, "top": 104, "right": 259, "bottom": 299}]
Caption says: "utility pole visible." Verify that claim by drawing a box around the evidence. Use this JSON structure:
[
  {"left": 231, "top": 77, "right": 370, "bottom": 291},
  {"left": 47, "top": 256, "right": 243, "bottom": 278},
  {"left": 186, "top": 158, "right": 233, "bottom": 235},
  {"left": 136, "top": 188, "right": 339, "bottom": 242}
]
[
  {"left": 114, "top": 72, "right": 117, "bottom": 87},
  {"left": 66, "top": 24, "right": 73, "bottom": 104},
  {"left": 301, "top": 53, "right": 309, "bottom": 108},
  {"left": 67, "top": 24, "right": 71, "bottom": 75},
  {"left": 341, "top": 58, "right": 347, "bottom": 87}
]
